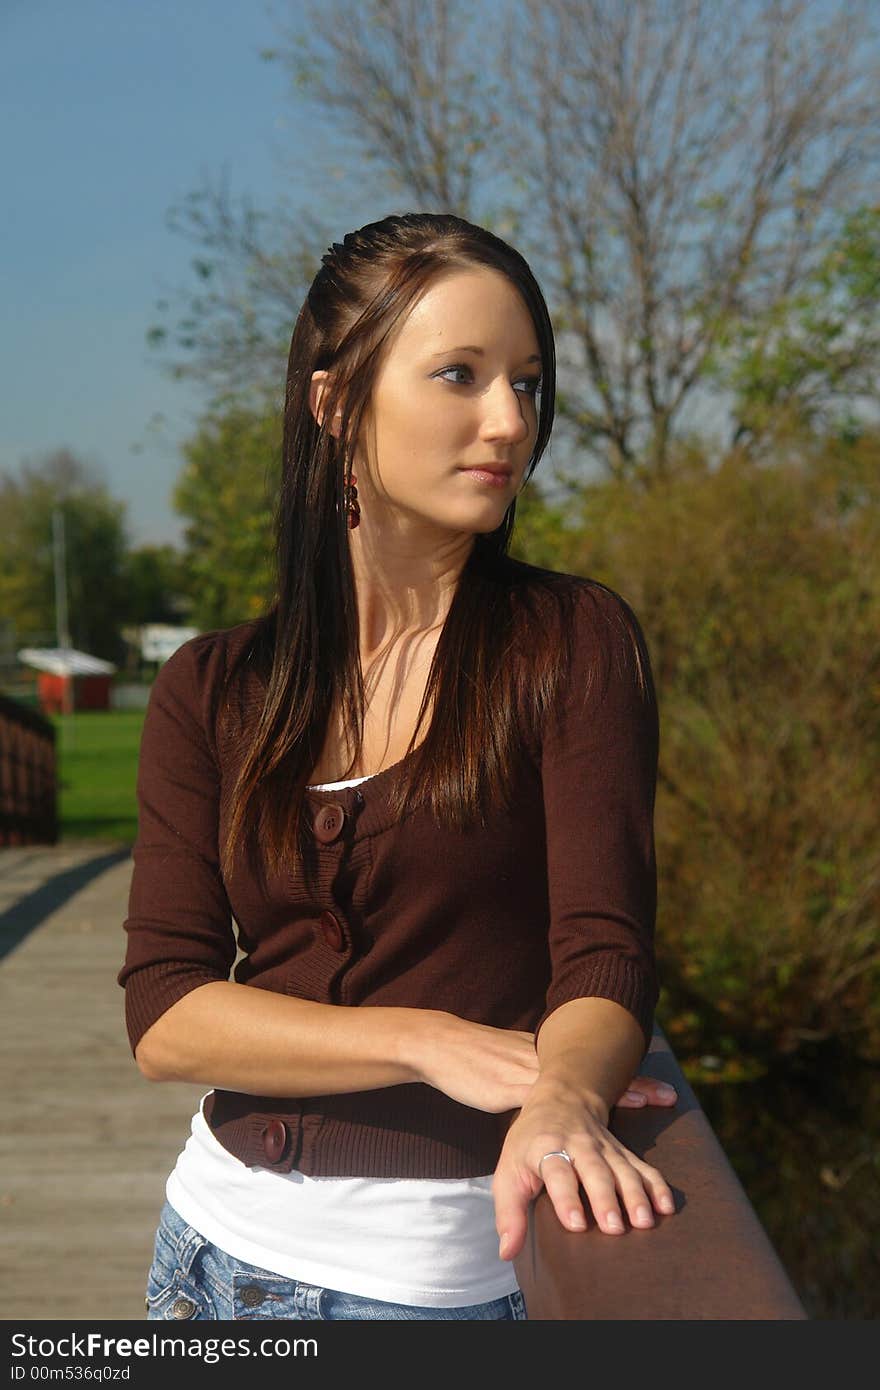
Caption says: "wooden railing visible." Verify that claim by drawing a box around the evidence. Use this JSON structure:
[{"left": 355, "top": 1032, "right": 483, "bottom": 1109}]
[
  {"left": 513, "top": 1024, "right": 808, "bottom": 1319},
  {"left": 0, "top": 694, "right": 58, "bottom": 846}
]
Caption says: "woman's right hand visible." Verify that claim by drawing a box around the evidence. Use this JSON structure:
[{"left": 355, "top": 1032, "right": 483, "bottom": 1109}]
[{"left": 412, "top": 1011, "right": 540, "bottom": 1112}]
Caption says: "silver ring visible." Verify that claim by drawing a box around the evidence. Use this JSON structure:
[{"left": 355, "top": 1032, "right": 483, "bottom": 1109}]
[{"left": 538, "top": 1148, "right": 574, "bottom": 1178}]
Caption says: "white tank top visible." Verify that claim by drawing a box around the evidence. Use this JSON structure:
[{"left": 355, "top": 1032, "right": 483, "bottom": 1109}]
[{"left": 164, "top": 773, "right": 520, "bottom": 1308}]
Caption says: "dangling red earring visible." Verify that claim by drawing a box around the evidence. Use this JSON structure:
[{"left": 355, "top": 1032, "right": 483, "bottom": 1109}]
[{"left": 344, "top": 470, "right": 360, "bottom": 529}]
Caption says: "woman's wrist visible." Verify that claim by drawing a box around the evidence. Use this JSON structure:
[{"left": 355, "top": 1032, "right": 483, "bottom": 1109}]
[
  {"left": 528, "top": 1068, "right": 611, "bottom": 1126},
  {"left": 391, "top": 1006, "right": 447, "bottom": 1086},
  {"left": 534, "top": 998, "right": 646, "bottom": 1127}
]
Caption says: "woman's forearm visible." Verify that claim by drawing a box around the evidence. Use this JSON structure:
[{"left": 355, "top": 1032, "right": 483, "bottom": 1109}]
[
  {"left": 534, "top": 996, "right": 646, "bottom": 1121},
  {"left": 135, "top": 982, "right": 644, "bottom": 1111},
  {"left": 135, "top": 980, "right": 427, "bottom": 1096}
]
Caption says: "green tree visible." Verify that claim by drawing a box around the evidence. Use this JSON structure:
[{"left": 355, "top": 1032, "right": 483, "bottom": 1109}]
[
  {"left": 703, "top": 204, "right": 880, "bottom": 449},
  {"left": 0, "top": 450, "right": 131, "bottom": 663},
  {"left": 120, "top": 544, "right": 193, "bottom": 626},
  {"left": 173, "top": 402, "right": 278, "bottom": 628}
]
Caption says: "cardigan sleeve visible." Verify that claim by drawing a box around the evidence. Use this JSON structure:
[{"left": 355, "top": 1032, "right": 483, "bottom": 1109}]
[
  {"left": 534, "top": 581, "right": 660, "bottom": 1061},
  {"left": 117, "top": 633, "right": 238, "bottom": 1057}
]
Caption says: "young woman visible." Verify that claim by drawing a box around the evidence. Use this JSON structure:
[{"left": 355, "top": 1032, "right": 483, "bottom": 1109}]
[{"left": 119, "top": 211, "right": 677, "bottom": 1322}]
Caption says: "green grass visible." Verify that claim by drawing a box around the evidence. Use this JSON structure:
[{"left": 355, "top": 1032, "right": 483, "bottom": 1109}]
[{"left": 50, "top": 710, "right": 145, "bottom": 843}]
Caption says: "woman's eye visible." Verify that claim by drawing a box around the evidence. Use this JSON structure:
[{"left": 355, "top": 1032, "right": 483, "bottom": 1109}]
[
  {"left": 438, "top": 364, "right": 543, "bottom": 396},
  {"left": 438, "top": 364, "right": 472, "bottom": 385},
  {"left": 519, "top": 377, "right": 543, "bottom": 397}
]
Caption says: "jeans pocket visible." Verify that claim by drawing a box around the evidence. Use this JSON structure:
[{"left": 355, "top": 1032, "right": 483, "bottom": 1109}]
[
  {"left": 144, "top": 1202, "right": 215, "bottom": 1320},
  {"left": 145, "top": 1283, "right": 211, "bottom": 1321},
  {"left": 508, "top": 1289, "right": 528, "bottom": 1320},
  {"left": 145, "top": 1203, "right": 184, "bottom": 1304}
]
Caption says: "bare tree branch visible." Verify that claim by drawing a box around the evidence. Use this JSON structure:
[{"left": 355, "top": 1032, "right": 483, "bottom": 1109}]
[
  {"left": 497, "top": 0, "right": 879, "bottom": 474},
  {"left": 266, "top": 0, "right": 504, "bottom": 211},
  {"left": 150, "top": 0, "right": 880, "bottom": 478}
]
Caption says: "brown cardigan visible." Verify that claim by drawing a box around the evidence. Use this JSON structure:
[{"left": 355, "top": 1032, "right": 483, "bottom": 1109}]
[{"left": 118, "top": 571, "right": 659, "bottom": 1180}]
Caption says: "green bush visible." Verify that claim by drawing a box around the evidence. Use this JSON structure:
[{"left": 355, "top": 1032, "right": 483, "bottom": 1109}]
[{"left": 517, "top": 426, "right": 880, "bottom": 1065}]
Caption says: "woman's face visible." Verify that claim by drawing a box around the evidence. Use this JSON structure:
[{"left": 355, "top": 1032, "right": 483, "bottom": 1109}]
[{"left": 315, "top": 266, "right": 543, "bottom": 538}]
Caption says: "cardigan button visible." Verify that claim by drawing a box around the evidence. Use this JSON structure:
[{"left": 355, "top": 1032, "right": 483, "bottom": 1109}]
[
  {"left": 262, "top": 1118, "right": 290, "bottom": 1164},
  {"left": 319, "top": 909, "right": 345, "bottom": 952},
  {"left": 313, "top": 802, "right": 345, "bottom": 843}
]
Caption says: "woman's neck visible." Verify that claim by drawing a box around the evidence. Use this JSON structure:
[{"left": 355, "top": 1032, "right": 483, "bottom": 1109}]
[{"left": 348, "top": 520, "right": 473, "bottom": 655}]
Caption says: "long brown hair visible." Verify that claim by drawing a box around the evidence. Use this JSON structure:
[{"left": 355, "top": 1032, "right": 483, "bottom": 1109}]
[{"left": 218, "top": 212, "right": 603, "bottom": 886}]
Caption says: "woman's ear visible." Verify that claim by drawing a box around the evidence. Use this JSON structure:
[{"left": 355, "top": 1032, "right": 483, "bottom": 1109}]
[{"left": 310, "top": 370, "right": 344, "bottom": 436}]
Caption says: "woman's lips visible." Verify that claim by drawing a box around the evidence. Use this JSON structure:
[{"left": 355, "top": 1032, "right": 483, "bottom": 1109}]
[{"left": 460, "top": 467, "right": 512, "bottom": 487}]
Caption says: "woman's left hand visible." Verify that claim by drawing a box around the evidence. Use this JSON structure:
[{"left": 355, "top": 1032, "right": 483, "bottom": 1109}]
[
  {"left": 492, "top": 1076, "right": 677, "bottom": 1262},
  {"left": 615, "top": 1074, "right": 678, "bottom": 1108}
]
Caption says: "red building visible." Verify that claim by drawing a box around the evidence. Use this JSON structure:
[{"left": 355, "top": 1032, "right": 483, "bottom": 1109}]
[{"left": 16, "top": 648, "right": 117, "bottom": 715}]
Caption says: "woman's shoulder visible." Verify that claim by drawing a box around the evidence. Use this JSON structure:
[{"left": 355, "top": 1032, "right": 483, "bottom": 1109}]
[
  {"left": 148, "top": 616, "right": 271, "bottom": 717},
  {"left": 505, "top": 562, "right": 655, "bottom": 712},
  {"left": 506, "top": 560, "right": 646, "bottom": 640}
]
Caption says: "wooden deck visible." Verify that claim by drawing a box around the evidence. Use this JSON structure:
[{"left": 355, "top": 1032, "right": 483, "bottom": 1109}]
[{"left": 0, "top": 842, "right": 205, "bottom": 1320}]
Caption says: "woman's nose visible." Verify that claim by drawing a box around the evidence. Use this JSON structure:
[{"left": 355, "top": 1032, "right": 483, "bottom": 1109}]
[{"left": 482, "top": 383, "right": 532, "bottom": 443}]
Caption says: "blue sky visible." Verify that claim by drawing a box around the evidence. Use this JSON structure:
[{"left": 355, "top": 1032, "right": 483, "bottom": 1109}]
[{"left": 0, "top": 0, "right": 372, "bottom": 548}]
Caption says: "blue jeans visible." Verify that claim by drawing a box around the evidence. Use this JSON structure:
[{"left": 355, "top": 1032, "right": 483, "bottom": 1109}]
[{"left": 145, "top": 1199, "right": 528, "bottom": 1321}]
